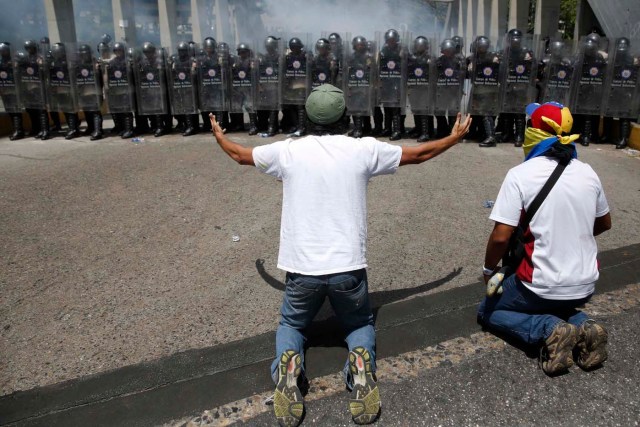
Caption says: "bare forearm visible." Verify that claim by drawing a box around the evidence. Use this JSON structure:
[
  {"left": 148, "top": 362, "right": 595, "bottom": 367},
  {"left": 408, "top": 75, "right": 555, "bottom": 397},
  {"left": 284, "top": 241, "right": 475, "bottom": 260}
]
[
  {"left": 484, "top": 237, "right": 509, "bottom": 271},
  {"left": 400, "top": 134, "right": 459, "bottom": 165},
  {"left": 214, "top": 131, "right": 253, "bottom": 165}
]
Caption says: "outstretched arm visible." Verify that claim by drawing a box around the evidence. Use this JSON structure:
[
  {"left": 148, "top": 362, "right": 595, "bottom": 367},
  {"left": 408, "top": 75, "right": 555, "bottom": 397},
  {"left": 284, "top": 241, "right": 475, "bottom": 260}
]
[
  {"left": 399, "top": 113, "right": 472, "bottom": 166},
  {"left": 209, "top": 113, "right": 254, "bottom": 165}
]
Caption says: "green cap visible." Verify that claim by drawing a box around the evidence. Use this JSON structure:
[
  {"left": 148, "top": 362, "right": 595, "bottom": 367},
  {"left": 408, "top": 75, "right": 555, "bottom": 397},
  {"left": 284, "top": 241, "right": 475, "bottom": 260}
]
[{"left": 305, "top": 84, "right": 346, "bottom": 125}]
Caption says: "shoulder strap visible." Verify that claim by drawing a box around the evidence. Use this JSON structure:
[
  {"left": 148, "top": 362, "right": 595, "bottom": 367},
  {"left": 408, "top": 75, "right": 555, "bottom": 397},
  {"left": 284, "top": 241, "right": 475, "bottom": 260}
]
[{"left": 521, "top": 159, "right": 568, "bottom": 228}]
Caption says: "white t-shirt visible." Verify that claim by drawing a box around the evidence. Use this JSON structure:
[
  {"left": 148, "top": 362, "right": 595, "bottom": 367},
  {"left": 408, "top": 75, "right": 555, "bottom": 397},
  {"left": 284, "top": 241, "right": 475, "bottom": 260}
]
[
  {"left": 490, "top": 157, "right": 609, "bottom": 300},
  {"left": 253, "top": 135, "right": 402, "bottom": 275}
]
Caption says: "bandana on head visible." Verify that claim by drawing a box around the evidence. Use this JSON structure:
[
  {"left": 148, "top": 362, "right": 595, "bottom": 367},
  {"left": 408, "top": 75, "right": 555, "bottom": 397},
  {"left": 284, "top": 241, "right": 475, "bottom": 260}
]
[{"left": 523, "top": 102, "right": 580, "bottom": 161}]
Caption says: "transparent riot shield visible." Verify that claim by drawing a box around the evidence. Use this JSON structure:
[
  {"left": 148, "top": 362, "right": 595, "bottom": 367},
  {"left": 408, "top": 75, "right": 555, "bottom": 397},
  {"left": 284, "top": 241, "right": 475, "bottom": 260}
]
[
  {"left": 433, "top": 37, "right": 464, "bottom": 116},
  {"left": 468, "top": 37, "right": 502, "bottom": 116},
  {"left": 134, "top": 46, "right": 169, "bottom": 115},
  {"left": 46, "top": 43, "right": 77, "bottom": 113},
  {"left": 104, "top": 44, "right": 135, "bottom": 114},
  {"left": 197, "top": 42, "right": 228, "bottom": 113},
  {"left": 603, "top": 38, "right": 640, "bottom": 119},
  {"left": 323, "top": 32, "right": 346, "bottom": 90},
  {"left": 343, "top": 34, "right": 375, "bottom": 117},
  {"left": 72, "top": 43, "right": 103, "bottom": 112},
  {"left": 376, "top": 31, "right": 408, "bottom": 111},
  {"left": 229, "top": 44, "right": 254, "bottom": 114},
  {"left": 570, "top": 36, "right": 609, "bottom": 115},
  {"left": 540, "top": 39, "right": 575, "bottom": 106},
  {"left": 404, "top": 34, "right": 434, "bottom": 115},
  {"left": 500, "top": 34, "right": 538, "bottom": 114},
  {"left": 0, "top": 43, "right": 22, "bottom": 113},
  {"left": 166, "top": 48, "right": 198, "bottom": 115},
  {"left": 308, "top": 37, "right": 337, "bottom": 97},
  {"left": 281, "top": 34, "right": 311, "bottom": 106},
  {"left": 16, "top": 43, "right": 47, "bottom": 110},
  {"left": 254, "top": 37, "right": 282, "bottom": 111}
]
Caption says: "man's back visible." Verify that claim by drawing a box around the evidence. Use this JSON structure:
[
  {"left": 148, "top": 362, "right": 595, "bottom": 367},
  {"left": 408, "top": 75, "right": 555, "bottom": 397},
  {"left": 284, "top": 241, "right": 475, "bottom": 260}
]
[
  {"left": 253, "top": 135, "right": 401, "bottom": 275},
  {"left": 490, "top": 157, "right": 609, "bottom": 298}
]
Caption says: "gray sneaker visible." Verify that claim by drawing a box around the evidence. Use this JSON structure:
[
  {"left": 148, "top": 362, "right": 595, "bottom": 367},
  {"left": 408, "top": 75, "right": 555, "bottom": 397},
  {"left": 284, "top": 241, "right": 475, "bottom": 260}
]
[
  {"left": 273, "top": 350, "right": 304, "bottom": 427},
  {"left": 348, "top": 347, "right": 381, "bottom": 424},
  {"left": 539, "top": 322, "right": 579, "bottom": 375},
  {"left": 576, "top": 320, "right": 608, "bottom": 370}
]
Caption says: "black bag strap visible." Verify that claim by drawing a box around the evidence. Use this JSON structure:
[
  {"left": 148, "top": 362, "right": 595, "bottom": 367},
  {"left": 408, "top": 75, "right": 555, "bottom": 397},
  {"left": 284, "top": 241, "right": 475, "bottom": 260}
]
[{"left": 521, "top": 159, "right": 568, "bottom": 229}]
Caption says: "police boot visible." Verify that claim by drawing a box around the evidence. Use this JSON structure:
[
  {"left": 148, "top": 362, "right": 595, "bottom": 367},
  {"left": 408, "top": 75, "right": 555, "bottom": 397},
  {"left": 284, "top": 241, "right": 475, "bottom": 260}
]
[
  {"left": 175, "top": 115, "right": 186, "bottom": 133},
  {"left": 296, "top": 107, "right": 307, "bottom": 136},
  {"left": 83, "top": 112, "right": 94, "bottom": 136},
  {"left": 50, "top": 112, "right": 62, "bottom": 133},
  {"left": 417, "top": 115, "right": 431, "bottom": 142},
  {"left": 381, "top": 109, "right": 392, "bottom": 137},
  {"left": 9, "top": 113, "right": 25, "bottom": 141},
  {"left": 183, "top": 115, "right": 197, "bottom": 136},
  {"left": 500, "top": 114, "right": 514, "bottom": 143},
  {"left": 121, "top": 113, "right": 134, "bottom": 139},
  {"left": 110, "top": 114, "right": 124, "bottom": 135},
  {"left": 514, "top": 115, "right": 525, "bottom": 147},
  {"left": 479, "top": 116, "right": 497, "bottom": 147},
  {"left": 372, "top": 108, "right": 383, "bottom": 136},
  {"left": 135, "top": 113, "right": 150, "bottom": 134},
  {"left": 600, "top": 116, "right": 614, "bottom": 144},
  {"left": 90, "top": 112, "right": 104, "bottom": 141},
  {"left": 400, "top": 114, "right": 407, "bottom": 136},
  {"left": 580, "top": 117, "right": 592, "bottom": 146},
  {"left": 362, "top": 116, "right": 372, "bottom": 135},
  {"left": 64, "top": 113, "right": 80, "bottom": 140},
  {"left": 352, "top": 116, "right": 363, "bottom": 138},
  {"left": 616, "top": 119, "right": 630, "bottom": 149},
  {"left": 389, "top": 111, "right": 401, "bottom": 141},
  {"left": 267, "top": 110, "right": 279, "bottom": 136},
  {"left": 248, "top": 113, "right": 258, "bottom": 135},
  {"left": 436, "top": 116, "right": 449, "bottom": 138},
  {"left": 153, "top": 115, "right": 167, "bottom": 137},
  {"left": 40, "top": 111, "right": 51, "bottom": 140},
  {"left": 27, "top": 110, "right": 41, "bottom": 137}
]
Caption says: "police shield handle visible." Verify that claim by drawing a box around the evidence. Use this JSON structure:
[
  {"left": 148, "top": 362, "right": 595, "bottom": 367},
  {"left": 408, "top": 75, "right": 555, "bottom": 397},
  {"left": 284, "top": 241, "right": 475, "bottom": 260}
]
[{"left": 209, "top": 113, "right": 226, "bottom": 135}]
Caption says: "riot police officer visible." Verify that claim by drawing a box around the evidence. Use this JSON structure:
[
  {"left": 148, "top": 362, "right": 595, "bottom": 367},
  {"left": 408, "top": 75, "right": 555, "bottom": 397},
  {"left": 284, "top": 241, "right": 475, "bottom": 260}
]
[
  {"left": 468, "top": 36, "right": 501, "bottom": 147},
  {"left": 255, "top": 35, "right": 281, "bottom": 136},
  {"left": 47, "top": 43, "right": 80, "bottom": 139},
  {"left": 75, "top": 44, "right": 105, "bottom": 140},
  {"left": 229, "top": 43, "right": 256, "bottom": 134},
  {"left": 197, "top": 37, "right": 228, "bottom": 132},
  {"left": 310, "top": 38, "right": 336, "bottom": 89},
  {"left": 104, "top": 42, "right": 135, "bottom": 138},
  {"left": 603, "top": 37, "right": 640, "bottom": 149},
  {"left": 135, "top": 42, "right": 171, "bottom": 137},
  {"left": 0, "top": 42, "right": 24, "bottom": 140},
  {"left": 406, "top": 36, "right": 432, "bottom": 142},
  {"left": 281, "top": 37, "right": 308, "bottom": 136},
  {"left": 18, "top": 39, "right": 50, "bottom": 139},
  {"left": 328, "top": 33, "right": 344, "bottom": 88},
  {"left": 167, "top": 41, "right": 199, "bottom": 136},
  {"left": 539, "top": 39, "right": 574, "bottom": 106},
  {"left": 434, "top": 38, "right": 464, "bottom": 140},
  {"left": 345, "top": 35, "right": 375, "bottom": 138},
  {"left": 378, "top": 29, "right": 406, "bottom": 141}
]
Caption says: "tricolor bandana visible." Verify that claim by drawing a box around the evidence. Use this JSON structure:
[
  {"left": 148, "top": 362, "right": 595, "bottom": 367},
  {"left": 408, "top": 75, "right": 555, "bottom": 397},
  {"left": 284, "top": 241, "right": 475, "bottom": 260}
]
[{"left": 523, "top": 102, "right": 580, "bottom": 162}]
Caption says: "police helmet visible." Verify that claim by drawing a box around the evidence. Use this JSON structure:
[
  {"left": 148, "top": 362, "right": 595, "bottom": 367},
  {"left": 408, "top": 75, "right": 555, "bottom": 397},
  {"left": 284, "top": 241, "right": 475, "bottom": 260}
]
[
  {"left": 289, "top": 37, "right": 303, "bottom": 50},
  {"left": 113, "top": 42, "right": 125, "bottom": 54},
  {"left": 218, "top": 42, "right": 230, "bottom": 55},
  {"left": 384, "top": 29, "right": 400, "bottom": 44},
  {"left": 616, "top": 37, "right": 630, "bottom": 53},
  {"left": 0, "top": 42, "right": 10, "bottom": 57},
  {"left": 475, "top": 36, "right": 490, "bottom": 54},
  {"left": 265, "top": 36, "right": 279, "bottom": 53},
  {"left": 203, "top": 38, "right": 217, "bottom": 52},
  {"left": 24, "top": 40, "right": 38, "bottom": 54},
  {"left": 413, "top": 36, "right": 429, "bottom": 54},
  {"left": 142, "top": 42, "right": 156, "bottom": 54},
  {"left": 507, "top": 28, "right": 523, "bottom": 39},
  {"left": 315, "top": 38, "right": 330, "bottom": 54},
  {"left": 452, "top": 35, "right": 463, "bottom": 53},
  {"left": 237, "top": 42, "right": 250, "bottom": 54},
  {"left": 51, "top": 42, "right": 66, "bottom": 60},
  {"left": 440, "top": 38, "right": 456, "bottom": 56},
  {"left": 352, "top": 36, "right": 367, "bottom": 51}
]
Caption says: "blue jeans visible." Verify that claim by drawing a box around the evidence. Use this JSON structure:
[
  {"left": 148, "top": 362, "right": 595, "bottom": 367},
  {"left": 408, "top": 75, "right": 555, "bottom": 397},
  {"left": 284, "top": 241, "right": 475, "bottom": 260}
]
[
  {"left": 270, "top": 268, "right": 376, "bottom": 390},
  {"left": 477, "top": 273, "right": 592, "bottom": 344}
]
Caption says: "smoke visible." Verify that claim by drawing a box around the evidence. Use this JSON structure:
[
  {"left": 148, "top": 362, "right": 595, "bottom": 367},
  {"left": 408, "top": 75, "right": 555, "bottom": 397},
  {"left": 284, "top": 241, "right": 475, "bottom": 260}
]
[{"left": 0, "top": 0, "right": 48, "bottom": 48}]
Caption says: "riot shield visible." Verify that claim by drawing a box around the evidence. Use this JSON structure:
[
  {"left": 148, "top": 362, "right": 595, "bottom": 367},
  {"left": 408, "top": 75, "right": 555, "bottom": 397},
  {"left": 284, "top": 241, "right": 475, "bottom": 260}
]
[
  {"left": 570, "top": 36, "right": 609, "bottom": 115},
  {"left": 376, "top": 31, "right": 408, "bottom": 110},
  {"left": 433, "top": 37, "right": 464, "bottom": 115},
  {"left": 104, "top": 44, "right": 135, "bottom": 114},
  {"left": 324, "top": 32, "right": 346, "bottom": 90},
  {"left": 46, "top": 43, "right": 77, "bottom": 113},
  {"left": 603, "top": 38, "right": 640, "bottom": 119},
  {"left": 253, "top": 37, "right": 281, "bottom": 111},
  {"left": 166, "top": 48, "right": 198, "bottom": 115},
  {"left": 16, "top": 43, "right": 47, "bottom": 110},
  {"left": 229, "top": 44, "right": 254, "bottom": 114},
  {"left": 72, "top": 43, "right": 103, "bottom": 112},
  {"left": 540, "top": 39, "right": 575, "bottom": 106},
  {"left": 500, "top": 34, "right": 538, "bottom": 114},
  {"left": 468, "top": 37, "right": 502, "bottom": 115},
  {"left": 134, "top": 46, "right": 169, "bottom": 115},
  {"left": 308, "top": 38, "right": 337, "bottom": 96},
  {"left": 343, "top": 34, "right": 375, "bottom": 117},
  {"left": 0, "top": 44, "right": 22, "bottom": 113},
  {"left": 281, "top": 34, "right": 310, "bottom": 106},
  {"left": 197, "top": 42, "right": 228, "bottom": 112},
  {"left": 405, "top": 35, "right": 434, "bottom": 115}
]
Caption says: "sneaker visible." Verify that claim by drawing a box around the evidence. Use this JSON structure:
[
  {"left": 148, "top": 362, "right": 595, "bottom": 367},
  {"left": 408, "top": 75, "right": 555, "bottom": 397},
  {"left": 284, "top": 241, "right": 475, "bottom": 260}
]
[
  {"left": 273, "top": 350, "right": 304, "bottom": 427},
  {"left": 539, "top": 322, "right": 578, "bottom": 375},
  {"left": 576, "top": 320, "right": 608, "bottom": 370},
  {"left": 348, "top": 347, "right": 381, "bottom": 424}
]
